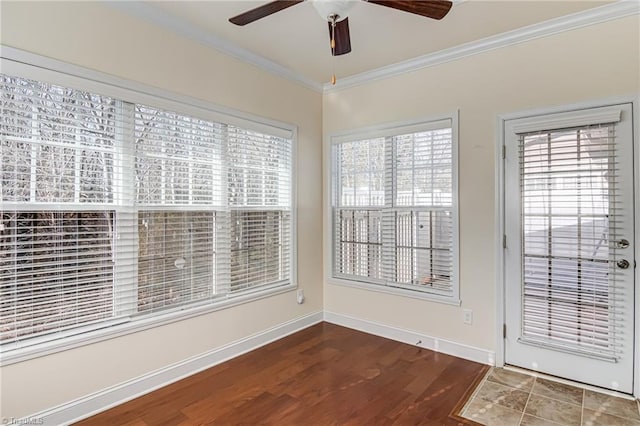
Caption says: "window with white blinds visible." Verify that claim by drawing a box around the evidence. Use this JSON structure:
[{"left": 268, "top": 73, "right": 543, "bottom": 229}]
[
  {"left": 519, "top": 124, "right": 622, "bottom": 357},
  {"left": 1, "top": 75, "right": 120, "bottom": 343},
  {"left": 334, "top": 137, "right": 385, "bottom": 282},
  {"left": 332, "top": 117, "right": 458, "bottom": 301},
  {"left": 134, "top": 105, "right": 225, "bottom": 313},
  {"left": 0, "top": 72, "right": 294, "bottom": 353},
  {"left": 227, "top": 127, "right": 292, "bottom": 293}
]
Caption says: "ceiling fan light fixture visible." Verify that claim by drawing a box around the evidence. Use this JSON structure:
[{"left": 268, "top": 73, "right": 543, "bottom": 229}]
[{"left": 311, "top": 0, "right": 357, "bottom": 22}]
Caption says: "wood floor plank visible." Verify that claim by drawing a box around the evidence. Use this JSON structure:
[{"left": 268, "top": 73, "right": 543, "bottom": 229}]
[{"left": 76, "top": 322, "right": 488, "bottom": 425}]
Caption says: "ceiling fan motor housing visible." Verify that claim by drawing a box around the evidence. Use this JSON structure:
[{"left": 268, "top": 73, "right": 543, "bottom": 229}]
[{"left": 311, "top": 0, "right": 357, "bottom": 22}]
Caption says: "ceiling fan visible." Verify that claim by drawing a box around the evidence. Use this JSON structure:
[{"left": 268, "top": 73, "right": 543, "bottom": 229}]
[{"left": 229, "top": 0, "right": 453, "bottom": 57}]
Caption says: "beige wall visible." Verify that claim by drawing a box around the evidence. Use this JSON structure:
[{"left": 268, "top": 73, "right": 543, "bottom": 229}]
[
  {"left": 323, "top": 16, "right": 640, "bottom": 351},
  {"left": 0, "top": 1, "right": 322, "bottom": 418}
]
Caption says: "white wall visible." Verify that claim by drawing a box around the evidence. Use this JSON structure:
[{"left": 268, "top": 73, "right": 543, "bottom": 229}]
[
  {"left": 323, "top": 16, "right": 639, "bottom": 351},
  {"left": 0, "top": 1, "right": 323, "bottom": 419}
]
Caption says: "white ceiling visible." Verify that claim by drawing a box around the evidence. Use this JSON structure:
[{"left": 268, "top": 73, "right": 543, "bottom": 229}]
[{"left": 140, "top": 1, "right": 611, "bottom": 85}]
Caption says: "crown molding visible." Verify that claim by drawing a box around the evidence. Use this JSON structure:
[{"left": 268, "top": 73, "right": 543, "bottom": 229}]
[
  {"left": 105, "top": 1, "right": 324, "bottom": 93},
  {"left": 105, "top": 1, "right": 638, "bottom": 96},
  {"left": 324, "top": 0, "right": 640, "bottom": 93}
]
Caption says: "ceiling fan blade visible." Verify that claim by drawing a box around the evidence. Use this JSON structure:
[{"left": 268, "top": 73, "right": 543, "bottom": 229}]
[
  {"left": 229, "top": 0, "right": 304, "bottom": 26},
  {"left": 328, "top": 18, "right": 351, "bottom": 56},
  {"left": 367, "top": 0, "right": 453, "bottom": 20}
]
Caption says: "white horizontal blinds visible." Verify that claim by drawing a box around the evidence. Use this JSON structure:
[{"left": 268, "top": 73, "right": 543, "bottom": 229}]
[
  {"left": 337, "top": 210, "right": 382, "bottom": 279},
  {"left": 0, "top": 75, "right": 120, "bottom": 344},
  {"left": 137, "top": 211, "right": 215, "bottom": 312},
  {"left": 394, "top": 128, "right": 453, "bottom": 207},
  {"left": 135, "top": 105, "right": 225, "bottom": 207},
  {"left": 1, "top": 69, "right": 295, "bottom": 349},
  {"left": 389, "top": 125, "right": 454, "bottom": 295},
  {"left": 227, "top": 126, "right": 292, "bottom": 292},
  {"left": 334, "top": 138, "right": 385, "bottom": 281},
  {"left": 134, "top": 105, "right": 223, "bottom": 311},
  {"left": 332, "top": 121, "right": 456, "bottom": 298},
  {"left": 230, "top": 211, "right": 290, "bottom": 291},
  {"left": 226, "top": 126, "right": 291, "bottom": 208},
  {"left": 520, "top": 124, "right": 623, "bottom": 358},
  {"left": 393, "top": 210, "right": 453, "bottom": 292},
  {"left": 338, "top": 138, "right": 385, "bottom": 207},
  {"left": 1, "top": 75, "right": 117, "bottom": 205}
]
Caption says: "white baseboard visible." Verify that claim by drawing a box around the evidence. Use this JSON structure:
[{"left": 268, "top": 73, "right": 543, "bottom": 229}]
[
  {"left": 323, "top": 311, "right": 495, "bottom": 366},
  {"left": 27, "top": 310, "right": 494, "bottom": 425},
  {"left": 32, "top": 311, "right": 323, "bottom": 426}
]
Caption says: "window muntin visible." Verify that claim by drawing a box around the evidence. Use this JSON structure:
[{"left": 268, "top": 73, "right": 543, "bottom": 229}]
[
  {"left": 332, "top": 119, "right": 457, "bottom": 299},
  {"left": 0, "top": 73, "right": 294, "bottom": 350}
]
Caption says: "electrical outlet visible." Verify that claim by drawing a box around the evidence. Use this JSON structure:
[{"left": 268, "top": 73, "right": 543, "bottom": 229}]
[
  {"left": 296, "top": 289, "right": 305, "bottom": 304},
  {"left": 463, "top": 309, "right": 473, "bottom": 325}
]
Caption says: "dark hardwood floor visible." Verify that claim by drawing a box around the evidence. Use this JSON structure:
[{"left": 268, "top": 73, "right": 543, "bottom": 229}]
[{"left": 78, "top": 322, "right": 488, "bottom": 425}]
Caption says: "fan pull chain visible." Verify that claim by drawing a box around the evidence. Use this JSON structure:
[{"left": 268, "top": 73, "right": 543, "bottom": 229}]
[{"left": 330, "top": 15, "right": 337, "bottom": 85}]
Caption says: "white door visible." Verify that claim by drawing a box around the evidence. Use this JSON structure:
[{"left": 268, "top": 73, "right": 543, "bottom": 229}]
[{"left": 504, "top": 103, "right": 635, "bottom": 393}]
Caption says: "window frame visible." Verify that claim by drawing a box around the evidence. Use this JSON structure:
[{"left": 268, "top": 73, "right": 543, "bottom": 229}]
[
  {"left": 0, "top": 48, "right": 298, "bottom": 365},
  {"left": 327, "top": 113, "right": 460, "bottom": 305}
]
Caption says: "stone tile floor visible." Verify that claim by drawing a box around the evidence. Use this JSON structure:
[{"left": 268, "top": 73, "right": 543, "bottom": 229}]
[{"left": 459, "top": 368, "right": 640, "bottom": 426}]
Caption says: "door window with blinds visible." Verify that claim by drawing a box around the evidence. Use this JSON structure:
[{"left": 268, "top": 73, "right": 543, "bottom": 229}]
[
  {"left": 0, "top": 70, "right": 294, "bottom": 354},
  {"left": 520, "top": 124, "right": 617, "bottom": 353},
  {"left": 331, "top": 116, "right": 458, "bottom": 301},
  {"left": 503, "top": 103, "right": 635, "bottom": 392}
]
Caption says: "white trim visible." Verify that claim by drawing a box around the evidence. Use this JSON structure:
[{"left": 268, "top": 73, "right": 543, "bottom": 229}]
[
  {"left": 498, "top": 96, "right": 640, "bottom": 124},
  {"left": 325, "top": 112, "right": 460, "bottom": 305},
  {"left": 328, "top": 277, "right": 461, "bottom": 306},
  {"left": 324, "top": 1, "right": 640, "bottom": 92},
  {"left": 495, "top": 95, "right": 640, "bottom": 396},
  {"left": 2, "top": 284, "right": 297, "bottom": 366},
  {"left": 291, "top": 126, "right": 300, "bottom": 291},
  {"left": 495, "top": 113, "right": 506, "bottom": 368},
  {"left": 509, "top": 105, "right": 623, "bottom": 134},
  {"left": 633, "top": 96, "right": 640, "bottom": 399},
  {"left": 27, "top": 312, "right": 323, "bottom": 426},
  {"left": 451, "top": 110, "right": 461, "bottom": 304},
  {"left": 330, "top": 118, "right": 453, "bottom": 144},
  {"left": 104, "top": 1, "right": 323, "bottom": 93},
  {"left": 324, "top": 311, "right": 495, "bottom": 366}
]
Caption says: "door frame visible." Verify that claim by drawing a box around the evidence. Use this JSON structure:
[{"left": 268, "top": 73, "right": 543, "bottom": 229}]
[{"left": 495, "top": 95, "right": 640, "bottom": 397}]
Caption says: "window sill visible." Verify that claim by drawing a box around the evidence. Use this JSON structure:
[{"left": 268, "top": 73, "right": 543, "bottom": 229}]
[
  {"left": 0, "top": 283, "right": 296, "bottom": 366},
  {"left": 328, "top": 277, "right": 461, "bottom": 306}
]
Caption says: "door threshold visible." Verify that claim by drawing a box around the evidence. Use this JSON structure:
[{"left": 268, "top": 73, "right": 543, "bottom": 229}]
[{"left": 503, "top": 364, "right": 636, "bottom": 401}]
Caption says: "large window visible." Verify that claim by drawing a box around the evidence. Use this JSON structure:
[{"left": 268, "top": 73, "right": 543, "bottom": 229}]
[
  {"left": 331, "top": 117, "right": 458, "bottom": 301},
  {"left": 0, "top": 71, "right": 294, "bottom": 355}
]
